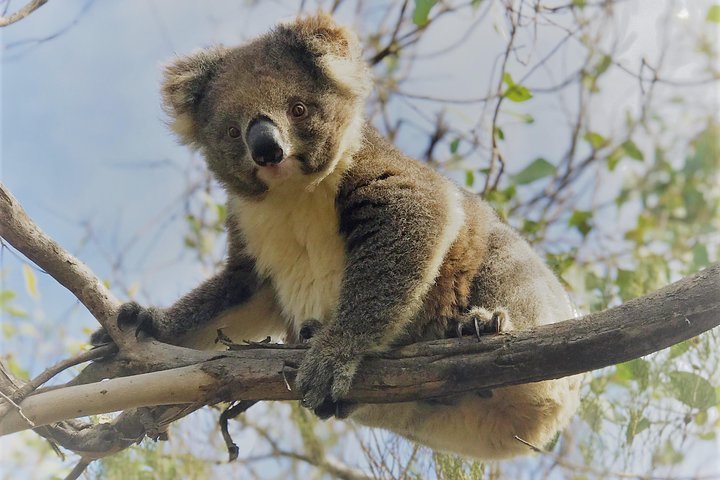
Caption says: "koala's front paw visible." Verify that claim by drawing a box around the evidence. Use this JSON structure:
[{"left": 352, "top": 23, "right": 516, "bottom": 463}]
[
  {"left": 295, "top": 338, "right": 361, "bottom": 413},
  {"left": 90, "top": 302, "right": 164, "bottom": 347},
  {"left": 117, "top": 302, "right": 165, "bottom": 339}
]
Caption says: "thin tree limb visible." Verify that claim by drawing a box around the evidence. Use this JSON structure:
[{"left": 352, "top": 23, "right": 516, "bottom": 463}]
[
  {"left": 0, "top": 183, "right": 124, "bottom": 345},
  {"left": 0, "top": 0, "right": 48, "bottom": 27}
]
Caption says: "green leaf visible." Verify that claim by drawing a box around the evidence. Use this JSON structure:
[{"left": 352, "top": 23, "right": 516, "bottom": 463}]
[
  {"left": 22, "top": 264, "right": 39, "bottom": 300},
  {"left": 0, "top": 290, "right": 16, "bottom": 304},
  {"left": 502, "top": 73, "right": 533, "bottom": 102},
  {"left": 412, "top": 0, "right": 437, "bottom": 26},
  {"left": 626, "top": 410, "right": 650, "bottom": 445},
  {"left": 593, "top": 55, "right": 613, "bottom": 77},
  {"left": 669, "top": 340, "right": 690, "bottom": 359},
  {"left": 568, "top": 210, "right": 593, "bottom": 237},
  {"left": 514, "top": 158, "right": 556, "bottom": 184},
  {"left": 4, "top": 305, "right": 27, "bottom": 318},
  {"left": 584, "top": 131, "right": 607, "bottom": 149},
  {"left": 668, "top": 371, "right": 717, "bottom": 410},
  {"left": 465, "top": 170, "right": 475, "bottom": 187},
  {"left": 504, "top": 85, "right": 533, "bottom": 102},
  {"left": 607, "top": 147, "right": 624, "bottom": 171},
  {"left": 450, "top": 138, "right": 460, "bottom": 154},
  {"left": 622, "top": 140, "right": 644, "bottom": 161},
  {"left": 616, "top": 359, "right": 650, "bottom": 389},
  {"left": 707, "top": 5, "right": 720, "bottom": 23}
]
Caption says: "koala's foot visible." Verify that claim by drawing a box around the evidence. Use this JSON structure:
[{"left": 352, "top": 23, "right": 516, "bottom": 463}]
[
  {"left": 299, "top": 319, "right": 323, "bottom": 343},
  {"left": 90, "top": 302, "right": 163, "bottom": 347},
  {"left": 448, "top": 307, "right": 513, "bottom": 340}
]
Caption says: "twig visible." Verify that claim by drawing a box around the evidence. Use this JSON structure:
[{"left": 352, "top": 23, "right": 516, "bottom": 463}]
[
  {"left": 64, "top": 458, "right": 91, "bottom": 480},
  {"left": 219, "top": 400, "right": 256, "bottom": 462},
  {"left": 0, "top": 0, "right": 48, "bottom": 27},
  {"left": 0, "top": 390, "right": 35, "bottom": 427},
  {"left": 513, "top": 436, "right": 720, "bottom": 480}
]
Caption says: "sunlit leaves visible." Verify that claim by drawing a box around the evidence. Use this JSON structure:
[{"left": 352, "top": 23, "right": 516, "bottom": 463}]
[
  {"left": 626, "top": 410, "right": 651, "bottom": 445},
  {"left": 513, "top": 158, "right": 556, "bottom": 184},
  {"left": 622, "top": 140, "right": 644, "bottom": 161},
  {"left": 0, "top": 289, "right": 27, "bottom": 318},
  {"left": 607, "top": 139, "right": 644, "bottom": 170},
  {"left": 615, "top": 358, "right": 650, "bottom": 389},
  {"left": 502, "top": 73, "right": 533, "bottom": 102},
  {"left": 465, "top": 170, "right": 474, "bottom": 187},
  {"left": 22, "top": 264, "right": 39, "bottom": 299},
  {"left": 668, "top": 371, "right": 717, "bottom": 410},
  {"left": 569, "top": 210, "right": 593, "bottom": 237},
  {"left": 412, "top": 0, "right": 437, "bottom": 26},
  {"left": 706, "top": 5, "right": 720, "bottom": 23},
  {"left": 584, "top": 131, "right": 607, "bottom": 149}
]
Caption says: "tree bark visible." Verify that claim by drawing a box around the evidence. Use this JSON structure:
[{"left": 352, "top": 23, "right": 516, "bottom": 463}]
[{"left": 0, "top": 263, "right": 717, "bottom": 436}]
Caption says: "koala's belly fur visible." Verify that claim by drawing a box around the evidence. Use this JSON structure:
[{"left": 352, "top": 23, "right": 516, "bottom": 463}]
[
  {"left": 230, "top": 167, "right": 347, "bottom": 333},
  {"left": 228, "top": 162, "right": 581, "bottom": 460}
]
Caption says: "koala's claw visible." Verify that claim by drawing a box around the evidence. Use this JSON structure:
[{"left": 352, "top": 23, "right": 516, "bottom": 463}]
[
  {"left": 89, "top": 328, "right": 113, "bottom": 347},
  {"left": 116, "top": 301, "right": 160, "bottom": 340},
  {"left": 449, "top": 307, "right": 513, "bottom": 341}
]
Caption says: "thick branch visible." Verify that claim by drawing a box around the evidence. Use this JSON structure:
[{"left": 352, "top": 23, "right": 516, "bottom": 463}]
[
  {"left": 1, "top": 263, "right": 717, "bottom": 436},
  {"left": 0, "top": 183, "right": 125, "bottom": 343}
]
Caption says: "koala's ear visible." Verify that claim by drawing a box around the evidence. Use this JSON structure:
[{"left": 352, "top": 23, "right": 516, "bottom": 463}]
[
  {"left": 161, "top": 46, "right": 229, "bottom": 145},
  {"left": 285, "top": 13, "right": 370, "bottom": 98}
]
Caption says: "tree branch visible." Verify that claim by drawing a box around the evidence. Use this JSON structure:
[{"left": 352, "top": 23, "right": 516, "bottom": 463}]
[
  {"left": 0, "top": 262, "right": 717, "bottom": 436},
  {"left": 0, "top": 0, "right": 48, "bottom": 27}
]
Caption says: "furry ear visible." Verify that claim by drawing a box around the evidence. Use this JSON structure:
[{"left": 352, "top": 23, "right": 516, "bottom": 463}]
[
  {"left": 161, "top": 46, "right": 229, "bottom": 145},
  {"left": 285, "top": 13, "right": 370, "bottom": 98}
]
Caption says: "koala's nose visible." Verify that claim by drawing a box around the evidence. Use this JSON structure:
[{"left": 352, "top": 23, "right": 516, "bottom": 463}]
[{"left": 246, "top": 118, "right": 285, "bottom": 166}]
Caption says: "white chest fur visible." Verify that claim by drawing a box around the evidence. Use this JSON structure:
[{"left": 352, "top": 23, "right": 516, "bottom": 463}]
[{"left": 230, "top": 172, "right": 347, "bottom": 331}]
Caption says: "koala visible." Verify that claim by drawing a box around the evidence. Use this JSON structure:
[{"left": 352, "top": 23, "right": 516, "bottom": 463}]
[{"left": 94, "top": 13, "right": 581, "bottom": 460}]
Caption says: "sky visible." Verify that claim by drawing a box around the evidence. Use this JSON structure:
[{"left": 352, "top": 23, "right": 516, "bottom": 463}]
[{"left": 1, "top": 0, "right": 718, "bottom": 478}]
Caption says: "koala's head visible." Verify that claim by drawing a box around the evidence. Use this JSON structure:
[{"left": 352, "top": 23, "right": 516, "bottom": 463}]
[{"left": 161, "top": 13, "right": 370, "bottom": 197}]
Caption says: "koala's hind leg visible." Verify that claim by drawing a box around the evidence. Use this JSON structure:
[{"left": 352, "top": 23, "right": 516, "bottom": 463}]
[{"left": 448, "top": 306, "right": 514, "bottom": 340}]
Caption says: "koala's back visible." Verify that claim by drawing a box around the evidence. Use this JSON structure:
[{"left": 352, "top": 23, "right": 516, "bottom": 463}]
[
  {"left": 340, "top": 126, "right": 581, "bottom": 459},
  {"left": 341, "top": 125, "right": 575, "bottom": 341}
]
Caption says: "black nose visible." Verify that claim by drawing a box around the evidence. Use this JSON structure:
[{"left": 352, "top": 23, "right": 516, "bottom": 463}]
[{"left": 246, "top": 118, "right": 284, "bottom": 166}]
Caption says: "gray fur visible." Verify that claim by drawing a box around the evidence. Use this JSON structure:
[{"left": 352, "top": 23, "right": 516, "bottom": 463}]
[{"left": 95, "top": 13, "right": 580, "bottom": 460}]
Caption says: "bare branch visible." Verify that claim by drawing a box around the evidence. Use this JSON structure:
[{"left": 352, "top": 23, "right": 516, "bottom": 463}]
[
  {"left": 0, "top": 0, "right": 47, "bottom": 27},
  {"left": 0, "top": 183, "right": 126, "bottom": 345}
]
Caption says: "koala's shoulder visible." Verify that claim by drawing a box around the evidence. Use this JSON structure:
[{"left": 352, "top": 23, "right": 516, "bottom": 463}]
[{"left": 341, "top": 126, "right": 448, "bottom": 197}]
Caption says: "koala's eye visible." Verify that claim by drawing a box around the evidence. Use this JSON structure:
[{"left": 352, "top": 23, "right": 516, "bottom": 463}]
[
  {"left": 290, "top": 102, "right": 307, "bottom": 119},
  {"left": 228, "top": 126, "right": 241, "bottom": 138}
]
